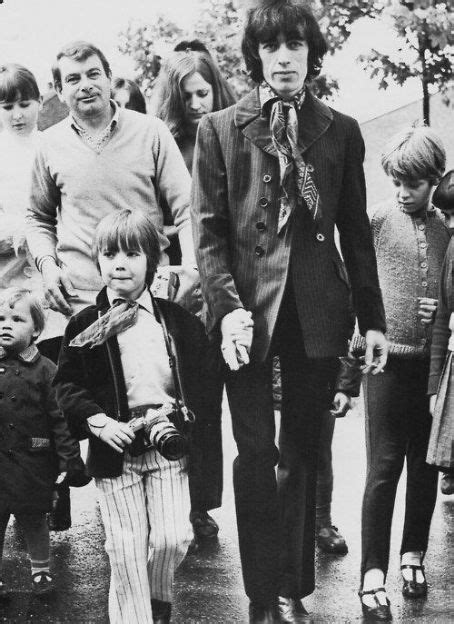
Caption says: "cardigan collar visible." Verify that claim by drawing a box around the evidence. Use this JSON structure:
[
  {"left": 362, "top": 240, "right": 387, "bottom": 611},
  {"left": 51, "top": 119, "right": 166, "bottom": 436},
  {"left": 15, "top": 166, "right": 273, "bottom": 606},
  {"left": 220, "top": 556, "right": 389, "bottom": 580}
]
[{"left": 234, "top": 86, "right": 333, "bottom": 157}]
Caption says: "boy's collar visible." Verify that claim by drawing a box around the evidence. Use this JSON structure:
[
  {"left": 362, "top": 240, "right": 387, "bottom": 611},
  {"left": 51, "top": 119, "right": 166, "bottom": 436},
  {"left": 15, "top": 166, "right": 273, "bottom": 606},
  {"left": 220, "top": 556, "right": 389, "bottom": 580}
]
[
  {"left": 0, "top": 343, "right": 40, "bottom": 363},
  {"left": 105, "top": 287, "right": 154, "bottom": 315}
]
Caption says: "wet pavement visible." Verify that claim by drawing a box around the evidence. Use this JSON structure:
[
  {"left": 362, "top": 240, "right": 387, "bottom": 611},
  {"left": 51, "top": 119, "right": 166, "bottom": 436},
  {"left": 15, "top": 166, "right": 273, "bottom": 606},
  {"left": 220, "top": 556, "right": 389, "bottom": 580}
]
[{"left": 1, "top": 401, "right": 453, "bottom": 623}]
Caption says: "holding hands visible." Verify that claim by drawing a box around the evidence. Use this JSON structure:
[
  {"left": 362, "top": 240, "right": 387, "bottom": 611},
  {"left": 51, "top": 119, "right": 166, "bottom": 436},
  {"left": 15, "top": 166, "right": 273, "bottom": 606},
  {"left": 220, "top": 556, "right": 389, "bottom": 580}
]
[{"left": 220, "top": 308, "right": 254, "bottom": 371}]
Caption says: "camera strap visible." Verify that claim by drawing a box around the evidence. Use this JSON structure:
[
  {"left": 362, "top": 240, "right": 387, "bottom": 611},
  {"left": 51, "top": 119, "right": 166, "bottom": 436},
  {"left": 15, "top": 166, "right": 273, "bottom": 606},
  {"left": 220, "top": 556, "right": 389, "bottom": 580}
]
[{"left": 154, "top": 300, "right": 189, "bottom": 419}]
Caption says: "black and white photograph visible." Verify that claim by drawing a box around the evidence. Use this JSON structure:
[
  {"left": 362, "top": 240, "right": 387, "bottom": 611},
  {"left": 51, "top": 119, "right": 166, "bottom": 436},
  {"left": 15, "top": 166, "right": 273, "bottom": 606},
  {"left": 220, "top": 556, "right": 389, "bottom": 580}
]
[{"left": 0, "top": 1, "right": 452, "bottom": 622}]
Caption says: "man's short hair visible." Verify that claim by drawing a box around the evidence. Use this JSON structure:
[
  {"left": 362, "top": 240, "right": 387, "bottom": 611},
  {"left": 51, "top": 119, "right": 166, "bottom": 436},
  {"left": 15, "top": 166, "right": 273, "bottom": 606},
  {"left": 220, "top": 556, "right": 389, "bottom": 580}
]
[
  {"left": 0, "top": 287, "right": 46, "bottom": 336},
  {"left": 242, "top": 0, "right": 327, "bottom": 84},
  {"left": 52, "top": 41, "right": 111, "bottom": 91},
  {"left": 381, "top": 125, "right": 446, "bottom": 184},
  {"left": 92, "top": 209, "right": 160, "bottom": 286}
]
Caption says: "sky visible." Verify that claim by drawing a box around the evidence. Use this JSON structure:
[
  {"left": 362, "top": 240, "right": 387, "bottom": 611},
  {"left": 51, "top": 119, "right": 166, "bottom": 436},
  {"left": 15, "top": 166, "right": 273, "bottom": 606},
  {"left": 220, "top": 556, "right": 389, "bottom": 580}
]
[{"left": 0, "top": 0, "right": 423, "bottom": 122}]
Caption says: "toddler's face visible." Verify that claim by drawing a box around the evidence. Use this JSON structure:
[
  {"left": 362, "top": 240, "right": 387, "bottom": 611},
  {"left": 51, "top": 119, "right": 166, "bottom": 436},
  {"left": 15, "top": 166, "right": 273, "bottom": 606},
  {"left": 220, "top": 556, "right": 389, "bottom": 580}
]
[
  {"left": 0, "top": 98, "right": 40, "bottom": 137},
  {"left": 98, "top": 247, "right": 148, "bottom": 301},
  {"left": 0, "top": 299, "right": 38, "bottom": 354},
  {"left": 392, "top": 177, "right": 433, "bottom": 214}
]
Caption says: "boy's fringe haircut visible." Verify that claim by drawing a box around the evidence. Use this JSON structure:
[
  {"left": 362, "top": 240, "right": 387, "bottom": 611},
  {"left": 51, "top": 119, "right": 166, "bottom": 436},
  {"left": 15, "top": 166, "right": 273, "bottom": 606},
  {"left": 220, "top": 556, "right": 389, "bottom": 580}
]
[{"left": 381, "top": 124, "right": 446, "bottom": 183}]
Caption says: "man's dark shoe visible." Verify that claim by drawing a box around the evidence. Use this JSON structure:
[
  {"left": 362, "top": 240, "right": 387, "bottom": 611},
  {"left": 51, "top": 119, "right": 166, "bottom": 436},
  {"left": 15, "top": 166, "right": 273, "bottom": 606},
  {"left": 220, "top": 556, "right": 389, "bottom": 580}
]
[
  {"left": 190, "top": 510, "right": 219, "bottom": 540},
  {"left": 278, "top": 596, "right": 311, "bottom": 623},
  {"left": 151, "top": 599, "right": 171, "bottom": 624},
  {"left": 249, "top": 601, "right": 280, "bottom": 623},
  {"left": 316, "top": 525, "right": 348, "bottom": 555}
]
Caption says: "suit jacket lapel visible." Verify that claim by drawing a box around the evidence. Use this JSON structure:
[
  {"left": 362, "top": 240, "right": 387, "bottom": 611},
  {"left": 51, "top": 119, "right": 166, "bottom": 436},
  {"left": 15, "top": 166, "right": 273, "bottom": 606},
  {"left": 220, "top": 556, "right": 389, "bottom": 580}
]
[{"left": 234, "top": 87, "right": 333, "bottom": 157}]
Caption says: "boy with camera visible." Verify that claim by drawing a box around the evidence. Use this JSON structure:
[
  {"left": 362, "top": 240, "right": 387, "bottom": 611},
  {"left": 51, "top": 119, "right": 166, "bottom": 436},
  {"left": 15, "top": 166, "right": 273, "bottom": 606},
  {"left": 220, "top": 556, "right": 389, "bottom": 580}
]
[{"left": 54, "top": 209, "right": 213, "bottom": 624}]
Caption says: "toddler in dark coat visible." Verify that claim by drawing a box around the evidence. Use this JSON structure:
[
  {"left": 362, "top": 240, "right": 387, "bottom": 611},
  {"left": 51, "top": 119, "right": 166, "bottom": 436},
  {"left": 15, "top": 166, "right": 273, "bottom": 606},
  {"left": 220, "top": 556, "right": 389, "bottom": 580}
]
[{"left": 0, "top": 287, "right": 87, "bottom": 597}]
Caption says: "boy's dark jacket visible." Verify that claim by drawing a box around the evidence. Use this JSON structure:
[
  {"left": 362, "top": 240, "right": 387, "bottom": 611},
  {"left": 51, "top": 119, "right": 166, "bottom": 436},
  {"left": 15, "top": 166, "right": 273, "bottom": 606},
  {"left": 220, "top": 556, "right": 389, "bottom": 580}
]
[
  {"left": 0, "top": 348, "right": 87, "bottom": 513},
  {"left": 54, "top": 288, "right": 218, "bottom": 479}
]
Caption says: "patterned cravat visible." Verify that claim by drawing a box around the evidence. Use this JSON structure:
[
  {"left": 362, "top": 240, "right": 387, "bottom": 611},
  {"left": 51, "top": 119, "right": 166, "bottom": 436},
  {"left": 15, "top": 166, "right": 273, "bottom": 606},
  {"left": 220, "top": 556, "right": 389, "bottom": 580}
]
[
  {"left": 269, "top": 97, "right": 321, "bottom": 233},
  {"left": 69, "top": 299, "right": 139, "bottom": 349}
]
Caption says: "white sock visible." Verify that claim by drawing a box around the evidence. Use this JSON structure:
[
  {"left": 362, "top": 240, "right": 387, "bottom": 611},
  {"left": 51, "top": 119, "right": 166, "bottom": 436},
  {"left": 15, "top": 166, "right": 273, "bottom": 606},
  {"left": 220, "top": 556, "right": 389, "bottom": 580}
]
[{"left": 401, "top": 551, "right": 425, "bottom": 583}]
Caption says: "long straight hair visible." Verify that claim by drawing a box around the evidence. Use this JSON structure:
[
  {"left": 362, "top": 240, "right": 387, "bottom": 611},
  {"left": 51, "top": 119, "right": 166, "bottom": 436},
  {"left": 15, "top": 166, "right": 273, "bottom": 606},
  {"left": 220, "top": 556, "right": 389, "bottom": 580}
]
[{"left": 156, "top": 51, "right": 236, "bottom": 140}]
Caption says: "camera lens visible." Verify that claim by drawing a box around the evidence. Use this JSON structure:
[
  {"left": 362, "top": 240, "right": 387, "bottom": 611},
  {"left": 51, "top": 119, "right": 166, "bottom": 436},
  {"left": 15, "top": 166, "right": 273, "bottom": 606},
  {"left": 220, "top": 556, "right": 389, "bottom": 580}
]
[{"left": 151, "top": 422, "right": 187, "bottom": 461}]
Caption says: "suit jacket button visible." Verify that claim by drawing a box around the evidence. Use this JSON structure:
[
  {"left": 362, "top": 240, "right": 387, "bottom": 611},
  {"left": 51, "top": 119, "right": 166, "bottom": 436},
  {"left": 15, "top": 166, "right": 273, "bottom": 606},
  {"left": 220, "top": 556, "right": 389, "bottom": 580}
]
[
  {"left": 263, "top": 174, "right": 272, "bottom": 183},
  {"left": 259, "top": 197, "right": 268, "bottom": 208},
  {"left": 256, "top": 222, "right": 266, "bottom": 231},
  {"left": 306, "top": 163, "right": 314, "bottom": 173},
  {"left": 10, "top": 395, "right": 16, "bottom": 402},
  {"left": 255, "top": 246, "right": 265, "bottom": 257},
  {"left": 316, "top": 233, "right": 325, "bottom": 242}
]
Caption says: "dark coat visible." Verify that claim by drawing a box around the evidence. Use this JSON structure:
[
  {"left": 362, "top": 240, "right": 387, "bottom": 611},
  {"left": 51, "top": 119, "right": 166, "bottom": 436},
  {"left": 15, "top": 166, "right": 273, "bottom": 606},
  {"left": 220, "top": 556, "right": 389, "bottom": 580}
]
[
  {"left": 0, "top": 350, "right": 83, "bottom": 513},
  {"left": 192, "top": 88, "right": 386, "bottom": 361},
  {"left": 54, "top": 288, "right": 218, "bottom": 479}
]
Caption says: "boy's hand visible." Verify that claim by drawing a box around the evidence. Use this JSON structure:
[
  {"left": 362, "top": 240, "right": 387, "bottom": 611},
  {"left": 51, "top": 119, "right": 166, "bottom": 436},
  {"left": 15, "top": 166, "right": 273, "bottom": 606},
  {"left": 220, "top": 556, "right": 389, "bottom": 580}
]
[
  {"left": 429, "top": 394, "right": 437, "bottom": 416},
  {"left": 330, "top": 392, "right": 352, "bottom": 417},
  {"left": 418, "top": 298, "right": 438, "bottom": 325},
  {"left": 88, "top": 416, "right": 135, "bottom": 453},
  {"left": 364, "top": 330, "right": 387, "bottom": 374}
]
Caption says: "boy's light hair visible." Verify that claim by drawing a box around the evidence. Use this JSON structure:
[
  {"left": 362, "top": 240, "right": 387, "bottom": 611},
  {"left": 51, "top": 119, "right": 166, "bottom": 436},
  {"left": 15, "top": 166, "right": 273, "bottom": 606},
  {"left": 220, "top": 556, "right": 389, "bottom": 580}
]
[
  {"left": 381, "top": 125, "right": 446, "bottom": 183},
  {"left": 0, "top": 287, "right": 46, "bottom": 336},
  {"left": 92, "top": 209, "right": 161, "bottom": 286}
]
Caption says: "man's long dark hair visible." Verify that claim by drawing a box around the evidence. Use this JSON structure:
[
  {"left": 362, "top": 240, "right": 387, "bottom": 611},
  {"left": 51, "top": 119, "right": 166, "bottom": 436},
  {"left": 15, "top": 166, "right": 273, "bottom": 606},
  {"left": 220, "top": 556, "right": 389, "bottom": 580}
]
[{"left": 242, "top": 0, "right": 327, "bottom": 84}]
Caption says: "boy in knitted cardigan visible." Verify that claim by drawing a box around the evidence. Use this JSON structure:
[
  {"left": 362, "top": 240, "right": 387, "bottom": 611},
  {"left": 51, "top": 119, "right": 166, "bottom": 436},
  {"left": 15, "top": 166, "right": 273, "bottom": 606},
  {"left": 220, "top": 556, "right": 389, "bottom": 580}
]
[{"left": 347, "top": 126, "right": 449, "bottom": 621}]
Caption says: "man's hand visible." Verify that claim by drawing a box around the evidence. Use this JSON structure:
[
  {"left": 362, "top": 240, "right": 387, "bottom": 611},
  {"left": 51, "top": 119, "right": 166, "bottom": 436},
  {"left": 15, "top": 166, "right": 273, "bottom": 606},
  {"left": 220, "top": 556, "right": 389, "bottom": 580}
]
[
  {"left": 41, "top": 258, "right": 75, "bottom": 315},
  {"left": 220, "top": 309, "right": 254, "bottom": 371},
  {"left": 418, "top": 297, "right": 438, "bottom": 325},
  {"left": 363, "top": 329, "right": 387, "bottom": 375},
  {"left": 330, "top": 392, "right": 352, "bottom": 417},
  {"left": 88, "top": 416, "right": 135, "bottom": 453},
  {"left": 429, "top": 394, "right": 437, "bottom": 416}
]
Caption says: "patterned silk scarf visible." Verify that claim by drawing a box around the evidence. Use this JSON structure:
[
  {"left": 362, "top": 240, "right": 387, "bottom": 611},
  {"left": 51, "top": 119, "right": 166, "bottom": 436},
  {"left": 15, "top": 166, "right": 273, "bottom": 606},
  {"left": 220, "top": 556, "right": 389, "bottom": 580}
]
[
  {"left": 261, "top": 84, "right": 321, "bottom": 233},
  {"left": 69, "top": 299, "right": 139, "bottom": 348}
]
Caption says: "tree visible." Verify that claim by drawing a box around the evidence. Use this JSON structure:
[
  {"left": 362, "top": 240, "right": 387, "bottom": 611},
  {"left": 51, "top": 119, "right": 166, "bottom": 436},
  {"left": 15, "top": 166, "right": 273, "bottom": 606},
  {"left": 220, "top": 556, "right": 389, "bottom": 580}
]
[
  {"left": 118, "top": 0, "right": 384, "bottom": 100},
  {"left": 358, "top": 0, "right": 454, "bottom": 124}
]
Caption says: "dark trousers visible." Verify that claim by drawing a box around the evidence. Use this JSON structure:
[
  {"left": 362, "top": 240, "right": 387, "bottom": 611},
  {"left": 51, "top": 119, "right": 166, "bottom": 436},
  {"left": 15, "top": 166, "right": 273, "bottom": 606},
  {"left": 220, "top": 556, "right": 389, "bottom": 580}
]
[
  {"left": 189, "top": 341, "right": 224, "bottom": 512},
  {"left": 225, "top": 289, "right": 338, "bottom": 604},
  {"left": 361, "top": 357, "right": 438, "bottom": 580},
  {"left": 315, "top": 410, "right": 336, "bottom": 528}
]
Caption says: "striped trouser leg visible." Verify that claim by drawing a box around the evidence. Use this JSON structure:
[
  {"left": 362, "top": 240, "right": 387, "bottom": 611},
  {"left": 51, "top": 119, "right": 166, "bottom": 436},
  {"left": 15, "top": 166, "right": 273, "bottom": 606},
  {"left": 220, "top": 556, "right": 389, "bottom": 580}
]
[
  {"left": 96, "top": 459, "right": 153, "bottom": 624},
  {"left": 144, "top": 450, "right": 192, "bottom": 603}
]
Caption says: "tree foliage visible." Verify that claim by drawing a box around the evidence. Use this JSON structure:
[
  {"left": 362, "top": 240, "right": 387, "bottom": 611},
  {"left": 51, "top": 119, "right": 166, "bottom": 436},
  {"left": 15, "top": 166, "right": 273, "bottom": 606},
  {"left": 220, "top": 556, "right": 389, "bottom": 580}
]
[
  {"left": 358, "top": 0, "right": 454, "bottom": 124},
  {"left": 118, "top": 0, "right": 380, "bottom": 100}
]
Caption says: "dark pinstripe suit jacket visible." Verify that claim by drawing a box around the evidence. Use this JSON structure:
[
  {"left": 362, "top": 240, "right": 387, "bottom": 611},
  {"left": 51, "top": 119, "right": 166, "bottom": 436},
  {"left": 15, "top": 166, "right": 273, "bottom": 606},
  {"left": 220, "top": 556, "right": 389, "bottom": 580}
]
[{"left": 191, "top": 87, "right": 386, "bottom": 362}]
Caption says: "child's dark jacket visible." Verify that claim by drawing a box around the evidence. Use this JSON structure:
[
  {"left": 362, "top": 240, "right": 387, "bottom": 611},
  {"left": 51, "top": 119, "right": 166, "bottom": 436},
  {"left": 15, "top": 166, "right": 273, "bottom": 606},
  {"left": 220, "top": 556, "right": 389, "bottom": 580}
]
[
  {"left": 0, "top": 347, "right": 84, "bottom": 513},
  {"left": 54, "top": 288, "right": 218, "bottom": 479}
]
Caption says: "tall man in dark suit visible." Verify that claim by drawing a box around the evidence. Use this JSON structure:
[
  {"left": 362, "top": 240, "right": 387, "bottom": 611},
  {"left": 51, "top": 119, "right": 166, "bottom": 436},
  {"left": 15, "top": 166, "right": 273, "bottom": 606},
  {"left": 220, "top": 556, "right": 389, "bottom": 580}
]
[{"left": 191, "top": 2, "right": 387, "bottom": 622}]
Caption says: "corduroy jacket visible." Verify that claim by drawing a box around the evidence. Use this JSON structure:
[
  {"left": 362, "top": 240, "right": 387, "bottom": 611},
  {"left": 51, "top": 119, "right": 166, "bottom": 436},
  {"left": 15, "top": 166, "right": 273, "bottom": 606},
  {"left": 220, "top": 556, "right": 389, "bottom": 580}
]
[
  {"left": 54, "top": 288, "right": 217, "bottom": 479},
  {"left": 192, "top": 87, "right": 385, "bottom": 362}
]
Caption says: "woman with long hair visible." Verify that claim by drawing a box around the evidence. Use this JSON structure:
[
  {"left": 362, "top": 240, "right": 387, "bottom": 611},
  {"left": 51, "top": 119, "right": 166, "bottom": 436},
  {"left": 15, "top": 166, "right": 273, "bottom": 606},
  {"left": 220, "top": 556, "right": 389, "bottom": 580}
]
[{"left": 156, "top": 44, "right": 235, "bottom": 541}]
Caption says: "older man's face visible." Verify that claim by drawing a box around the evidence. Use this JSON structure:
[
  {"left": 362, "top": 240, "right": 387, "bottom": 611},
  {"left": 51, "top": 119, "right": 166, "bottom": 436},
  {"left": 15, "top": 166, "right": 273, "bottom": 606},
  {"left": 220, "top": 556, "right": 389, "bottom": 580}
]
[
  {"left": 57, "top": 54, "right": 111, "bottom": 120},
  {"left": 258, "top": 32, "right": 308, "bottom": 98}
]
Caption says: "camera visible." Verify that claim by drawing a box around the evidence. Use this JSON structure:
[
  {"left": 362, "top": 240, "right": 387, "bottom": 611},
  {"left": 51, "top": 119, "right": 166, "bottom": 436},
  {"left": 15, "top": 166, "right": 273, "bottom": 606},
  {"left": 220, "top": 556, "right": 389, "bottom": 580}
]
[{"left": 129, "top": 404, "right": 193, "bottom": 461}]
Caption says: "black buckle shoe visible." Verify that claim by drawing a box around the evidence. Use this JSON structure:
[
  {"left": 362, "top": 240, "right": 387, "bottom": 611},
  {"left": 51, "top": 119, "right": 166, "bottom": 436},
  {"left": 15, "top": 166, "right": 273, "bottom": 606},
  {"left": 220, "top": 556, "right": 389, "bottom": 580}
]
[
  {"left": 31, "top": 572, "right": 54, "bottom": 596},
  {"left": 358, "top": 587, "right": 392, "bottom": 621},
  {"left": 401, "top": 564, "right": 427, "bottom": 599}
]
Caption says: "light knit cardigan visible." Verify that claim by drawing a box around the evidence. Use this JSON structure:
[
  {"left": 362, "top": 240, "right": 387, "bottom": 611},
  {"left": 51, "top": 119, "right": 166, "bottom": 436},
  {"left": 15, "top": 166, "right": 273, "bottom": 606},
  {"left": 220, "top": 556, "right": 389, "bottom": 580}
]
[{"left": 352, "top": 200, "right": 450, "bottom": 358}]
